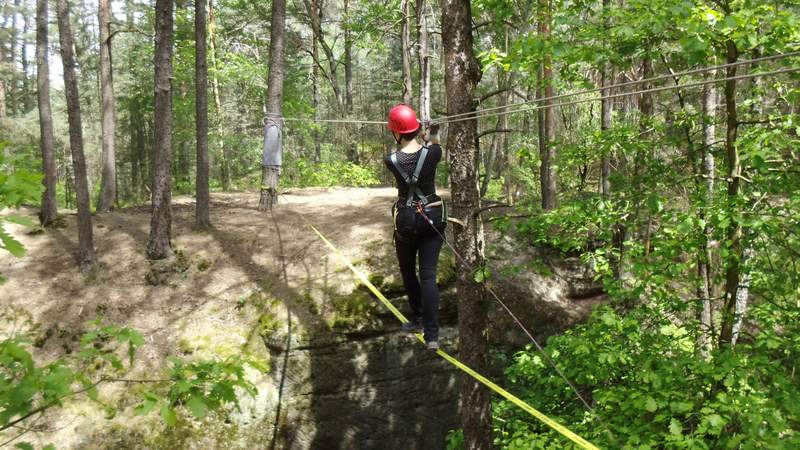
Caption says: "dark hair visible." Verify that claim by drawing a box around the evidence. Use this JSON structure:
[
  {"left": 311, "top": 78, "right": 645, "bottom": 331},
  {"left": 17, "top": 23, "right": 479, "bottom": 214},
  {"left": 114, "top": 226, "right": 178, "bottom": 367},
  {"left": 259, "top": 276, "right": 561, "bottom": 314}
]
[{"left": 399, "top": 126, "right": 420, "bottom": 142}]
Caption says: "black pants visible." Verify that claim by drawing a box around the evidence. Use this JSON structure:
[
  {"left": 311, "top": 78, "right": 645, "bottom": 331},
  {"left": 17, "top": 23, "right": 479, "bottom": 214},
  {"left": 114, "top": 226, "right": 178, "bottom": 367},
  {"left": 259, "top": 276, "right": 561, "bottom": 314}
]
[{"left": 394, "top": 208, "right": 444, "bottom": 343}]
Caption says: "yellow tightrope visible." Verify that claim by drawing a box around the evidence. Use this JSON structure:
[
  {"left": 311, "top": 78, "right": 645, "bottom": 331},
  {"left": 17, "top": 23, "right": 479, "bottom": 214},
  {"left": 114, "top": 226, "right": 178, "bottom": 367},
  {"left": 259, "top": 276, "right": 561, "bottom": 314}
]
[{"left": 311, "top": 225, "right": 600, "bottom": 450}]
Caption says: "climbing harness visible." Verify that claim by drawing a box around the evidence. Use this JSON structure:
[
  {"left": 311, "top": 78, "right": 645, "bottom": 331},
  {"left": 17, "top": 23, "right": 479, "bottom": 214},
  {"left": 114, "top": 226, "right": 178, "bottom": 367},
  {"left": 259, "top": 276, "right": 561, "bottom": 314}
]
[
  {"left": 310, "top": 225, "right": 600, "bottom": 450},
  {"left": 389, "top": 146, "right": 430, "bottom": 207}
]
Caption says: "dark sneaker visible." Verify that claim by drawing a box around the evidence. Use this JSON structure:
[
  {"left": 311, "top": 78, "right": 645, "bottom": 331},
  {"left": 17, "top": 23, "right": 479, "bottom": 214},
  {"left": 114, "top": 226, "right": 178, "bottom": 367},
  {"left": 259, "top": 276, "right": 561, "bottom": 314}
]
[
  {"left": 426, "top": 340, "right": 439, "bottom": 351},
  {"left": 401, "top": 318, "right": 423, "bottom": 334}
]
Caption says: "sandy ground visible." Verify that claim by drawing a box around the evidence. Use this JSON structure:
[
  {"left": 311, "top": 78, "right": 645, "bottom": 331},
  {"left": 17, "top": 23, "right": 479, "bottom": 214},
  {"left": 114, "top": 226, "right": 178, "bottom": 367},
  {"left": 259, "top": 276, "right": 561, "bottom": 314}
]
[{"left": 0, "top": 188, "right": 403, "bottom": 447}]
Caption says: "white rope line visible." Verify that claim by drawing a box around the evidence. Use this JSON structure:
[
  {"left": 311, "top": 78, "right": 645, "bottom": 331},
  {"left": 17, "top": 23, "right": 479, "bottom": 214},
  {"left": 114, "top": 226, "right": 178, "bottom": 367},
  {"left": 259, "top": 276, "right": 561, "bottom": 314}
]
[{"left": 431, "top": 51, "right": 800, "bottom": 123}]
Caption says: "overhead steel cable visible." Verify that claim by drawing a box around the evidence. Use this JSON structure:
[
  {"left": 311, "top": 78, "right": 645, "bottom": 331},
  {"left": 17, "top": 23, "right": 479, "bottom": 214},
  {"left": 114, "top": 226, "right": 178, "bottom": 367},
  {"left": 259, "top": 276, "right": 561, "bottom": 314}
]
[
  {"left": 430, "top": 51, "right": 800, "bottom": 124},
  {"left": 262, "top": 53, "right": 799, "bottom": 127},
  {"left": 437, "top": 66, "right": 800, "bottom": 125}
]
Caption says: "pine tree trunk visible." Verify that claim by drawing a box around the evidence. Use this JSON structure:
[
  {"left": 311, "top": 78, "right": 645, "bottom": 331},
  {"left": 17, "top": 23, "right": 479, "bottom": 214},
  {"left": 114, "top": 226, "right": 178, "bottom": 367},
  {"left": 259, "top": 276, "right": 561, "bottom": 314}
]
[
  {"left": 56, "top": 0, "right": 95, "bottom": 271},
  {"left": 195, "top": 0, "right": 211, "bottom": 228},
  {"left": 343, "top": 0, "right": 357, "bottom": 163},
  {"left": 37, "top": 0, "right": 58, "bottom": 226},
  {"left": 96, "top": 0, "right": 116, "bottom": 212},
  {"left": 401, "top": 0, "right": 413, "bottom": 106},
  {"left": 258, "top": 0, "right": 285, "bottom": 212},
  {"left": 21, "top": 7, "right": 32, "bottom": 113},
  {"left": 719, "top": 39, "right": 741, "bottom": 348},
  {"left": 311, "top": 0, "right": 321, "bottom": 164},
  {"left": 417, "top": 0, "right": 430, "bottom": 124},
  {"left": 148, "top": 0, "right": 174, "bottom": 260},
  {"left": 442, "top": 0, "right": 492, "bottom": 448},
  {"left": 538, "top": 0, "right": 556, "bottom": 210},
  {"left": 207, "top": 0, "right": 229, "bottom": 191},
  {"left": 10, "top": 0, "right": 20, "bottom": 116}
]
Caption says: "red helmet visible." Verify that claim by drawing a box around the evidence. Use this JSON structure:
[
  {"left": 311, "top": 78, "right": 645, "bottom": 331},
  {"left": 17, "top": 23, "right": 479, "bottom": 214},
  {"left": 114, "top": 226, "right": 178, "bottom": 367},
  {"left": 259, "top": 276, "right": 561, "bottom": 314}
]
[{"left": 387, "top": 104, "right": 420, "bottom": 134}]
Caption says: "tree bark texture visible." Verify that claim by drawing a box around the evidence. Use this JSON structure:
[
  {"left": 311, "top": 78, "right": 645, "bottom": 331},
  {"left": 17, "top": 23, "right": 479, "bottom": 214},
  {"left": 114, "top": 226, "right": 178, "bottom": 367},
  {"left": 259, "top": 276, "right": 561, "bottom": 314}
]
[
  {"left": 96, "top": 0, "right": 117, "bottom": 212},
  {"left": 208, "top": 0, "right": 230, "bottom": 191},
  {"left": 311, "top": 0, "right": 321, "bottom": 163},
  {"left": 538, "top": 0, "right": 556, "bottom": 210},
  {"left": 719, "top": 40, "right": 741, "bottom": 348},
  {"left": 697, "top": 69, "right": 717, "bottom": 357},
  {"left": 258, "top": 0, "right": 285, "bottom": 211},
  {"left": 600, "top": 0, "right": 613, "bottom": 197},
  {"left": 148, "top": 0, "right": 174, "bottom": 260},
  {"left": 195, "top": 0, "right": 211, "bottom": 228},
  {"left": 416, "top": 0, "right": 431, "bottom": 124},
  {"left": 344, "top": 0, "right": 357, "bottom": 163},
  {"left": 401, "top": 0, "right": 414, "bottom": 107},
  {"left": 56, "top": 0, "right": 95, "bottom": 271},
  {"left": 36, "top": 0, "right": 58, "bottom": 227},
  {"left": 442, "top": 0, "right": 492, "bottom": 448}
]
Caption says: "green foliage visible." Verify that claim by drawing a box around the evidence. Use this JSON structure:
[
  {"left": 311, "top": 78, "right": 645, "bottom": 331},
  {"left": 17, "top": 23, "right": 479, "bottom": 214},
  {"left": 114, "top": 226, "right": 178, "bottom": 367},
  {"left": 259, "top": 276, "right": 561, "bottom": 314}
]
[
  {"left": 492, "top": 305, "right": 800, "bottom": 449},
  {"left": 0, "top": 147, "right": 44, "bottom": 283},
  {"left": 136, "top": 355, "right": 257, "bottom": 425},
  {"left": 283, "top": 158, "right": 380, "bottom": 188}
]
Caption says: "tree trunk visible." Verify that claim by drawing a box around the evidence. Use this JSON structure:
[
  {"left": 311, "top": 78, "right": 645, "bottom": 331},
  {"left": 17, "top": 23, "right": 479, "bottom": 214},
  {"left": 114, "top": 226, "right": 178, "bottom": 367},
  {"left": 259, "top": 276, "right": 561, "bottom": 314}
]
[
  {"left": 195, "top": 0, "right": 211, "bottom": 228},
  {"left": 9, "top": 0, "right": 20, "bottom": 116},
  {"left": 401, "top": 0, "right": 414, "bottom": 107},
  {"left": 21, "top": 6, "right": 32, "bottom": 113},
  {"left": 343, "top": 0, "right": 357, "bottom": 163},
  {"left": 697, "top": 68, "right": 717, "bottom": 357},
  {"left": 56, "top": 0, "right": 95, "bottom": 271},
  {"left": 442, "top": 0, "right": 492, "bottom": 448},
  {"left": 599, "top": 0, "right": 613, "bottom": 197},
  {"left": 258, "top": 0, "right": 285, "bottom": 211},
  {"left": 538, "top": 0, "right": 556, "bottom": 210},
  {"left": 718, "top": 39, "right": 741, "bottom": 348},
  {"left": 416, "top": 0, "right": 431, "bottom": 124},
  {"left": 36, "top": 0, "right": 58, "bottom": 226},
  {"left": 148, "top": 0, "right": 174, "bottom": 260},
  {"left": 96, "top": 0, "right": 116, "bottom": 212},
  {"left": 311, "top": 0, "right": 321, "bottom": 163},
  {"left": 208, "top": 0, "right": 230, "bottom": 191}
]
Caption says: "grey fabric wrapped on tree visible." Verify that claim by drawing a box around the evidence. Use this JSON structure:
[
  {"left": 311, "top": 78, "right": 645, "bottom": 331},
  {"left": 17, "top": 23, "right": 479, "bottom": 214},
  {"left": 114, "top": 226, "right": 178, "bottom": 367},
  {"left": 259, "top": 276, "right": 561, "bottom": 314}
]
[{"left": 262, "top": 118, "right": 283, "bottom": 168}]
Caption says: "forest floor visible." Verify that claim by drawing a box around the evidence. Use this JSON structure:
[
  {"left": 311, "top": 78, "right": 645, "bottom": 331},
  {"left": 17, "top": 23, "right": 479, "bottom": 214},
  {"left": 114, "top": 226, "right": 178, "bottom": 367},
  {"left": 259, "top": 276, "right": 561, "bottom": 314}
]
[{"left": 0, "top": 188, "right": 410, "bottom": 448}]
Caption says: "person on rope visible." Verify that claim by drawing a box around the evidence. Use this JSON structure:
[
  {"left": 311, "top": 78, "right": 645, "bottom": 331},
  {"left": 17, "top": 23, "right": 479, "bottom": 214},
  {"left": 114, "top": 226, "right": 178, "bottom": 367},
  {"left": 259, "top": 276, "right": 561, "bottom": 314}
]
[{"left": 384, "top": 104, "right": 446, "bottom": 351}]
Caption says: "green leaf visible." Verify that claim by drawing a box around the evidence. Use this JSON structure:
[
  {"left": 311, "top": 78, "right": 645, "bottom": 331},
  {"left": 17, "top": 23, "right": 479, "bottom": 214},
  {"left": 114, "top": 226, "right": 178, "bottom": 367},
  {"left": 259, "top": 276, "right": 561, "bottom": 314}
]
[
  {"left": 4, "top": 215, "right": 36, "bottom": 227},
  {"left": 0, "top": 227, "right": 26, "bottom": 257},
  {"left": 669, "top": 418, "right": 683, "bottom": 436},
  {"left": 645, "top": 397, "right": 658, "bottom": 412},
  {"left": 14, "top": 444, "right": 34, "bottom": 450},
  {"left": 160, "top": 403, "right": 177, "bottom": 426},
  {"left": 187, "top": 395, "right": 208, "bottom": 418}
]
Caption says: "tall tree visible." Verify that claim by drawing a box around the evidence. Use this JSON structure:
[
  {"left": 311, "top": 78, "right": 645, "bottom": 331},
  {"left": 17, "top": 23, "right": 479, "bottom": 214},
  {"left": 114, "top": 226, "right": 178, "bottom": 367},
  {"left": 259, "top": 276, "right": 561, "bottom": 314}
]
[
  {"left": 56, "top": 0, "right": 95, "bottom": 271},
  {"left": 538, "top": 0, "right": 557, "bottom": 210},
  {"left": 442, "top": 0, "right": 492, "bottom": 448},
  {"left": 36, "top": 0, "right": 58, "bottom": 227},
  {"left": 718, "top": 38, "right": 742, "bottom": 347},
  {"left": 195, "top": 0, "right": 211, "bottom": 228},
  {"left": 148, "top": 0, "right": 174, "bottom": 259},
  {"left": 697, "top": 68, "right": 717, "bottom": 356},
  {"left": 416, "top": 0, "right": 431, "bottom": 124},
  {"left": 599, "top": 0, "right": 613, "bottom": 197},
  {"left": 96, "top": 0, "right": 117, "bottom": 212},
  {"left": 401, "top": 0, "right": 413, "bottom": 106},
  {"left": 343, "top": 0, "right": 357, "bottom": 163},
  {"left": 208, "top": 0, "right": 230, "bottom": 190},
  {"left": 311, "top": 0, "right": 321, "bottom": 163},
  {"left": 257, "top": 0, "right": 285, "bottom": 211}
]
